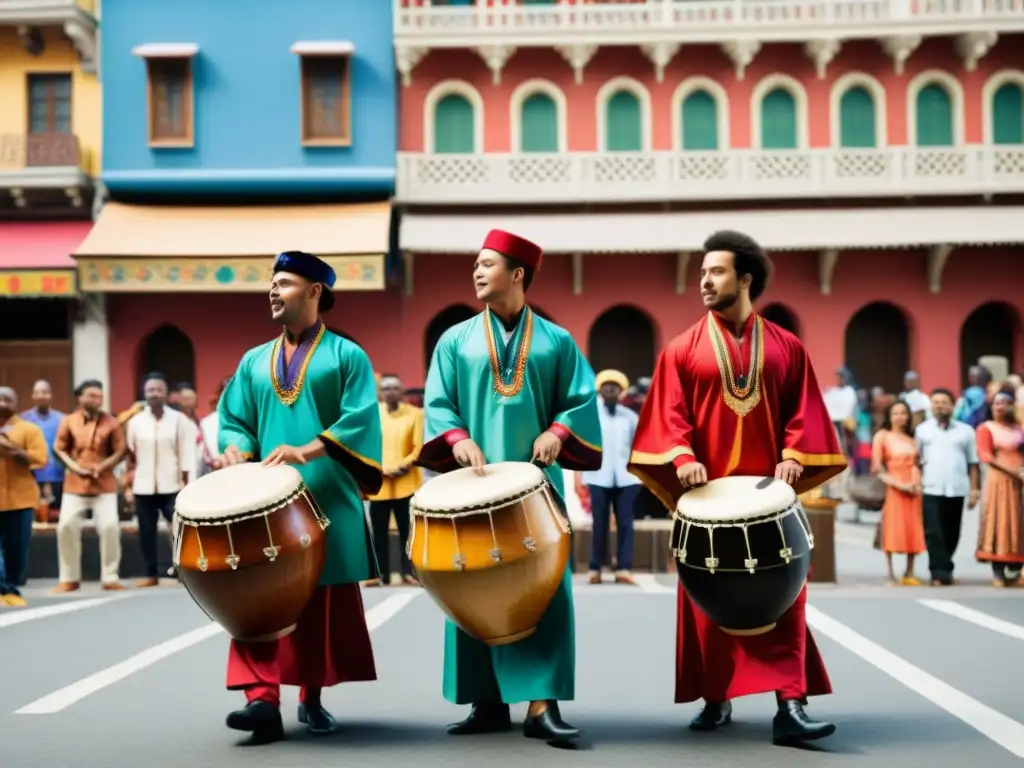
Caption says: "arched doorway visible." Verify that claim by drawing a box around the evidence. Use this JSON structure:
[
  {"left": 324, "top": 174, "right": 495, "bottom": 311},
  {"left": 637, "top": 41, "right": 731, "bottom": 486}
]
[
  {"left": 138, "top": 325, "right": 196, "bottom": 396},
  {"left": 0, "top": 298, "right": 73, "bottom": 412},
  {"left": 844, "top": 302, "right": 909, "bottom": 393},
  {"left": 587, "top": 304, "right": 656, "bottom": 384},
  {"left": 760, "top": 302, "right": 801, "bottom": 338},
  {"left": 327, "top": 327, "right": 361, "bottom": 348},
  {"left": 424, "top": 304, "right": 477, "bottom": 370},
  {"left": 960, "top": 302, "right": 1020, "bottom": 387}
]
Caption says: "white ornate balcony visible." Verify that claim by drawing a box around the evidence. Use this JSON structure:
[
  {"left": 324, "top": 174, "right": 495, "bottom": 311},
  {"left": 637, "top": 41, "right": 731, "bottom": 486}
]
[
  {"left": 395, "top": 146, "right": 1024, "bottom": 204},
  {"left": 395, "top": 0, "right": 1024, "bottom": 45}
]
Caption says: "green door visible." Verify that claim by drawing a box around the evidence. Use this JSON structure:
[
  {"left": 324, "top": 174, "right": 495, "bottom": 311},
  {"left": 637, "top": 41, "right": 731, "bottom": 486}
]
[
  {"left": 915, "top": 84, "right": 953, "bottom": 146},
  {"left": 520, "top": 93, "right": 558, "bottom": 152},
  {"left": 839, "top": 86, "right": 877, "bottom": 148},
  {"left": 433, "top": 94, "right": 475, "bottom": 153},
  {"left": 760, "top": 88, "right": 797, "bottom": 149},
  {"left": 681, "top": 90, "right": 718, "bottom": 150},
  {"left": 992, "top": 82, "right": 1024, "bottom": 145},
  {"left": 605, "top": 90, "right": 642, "bottom": 151}
]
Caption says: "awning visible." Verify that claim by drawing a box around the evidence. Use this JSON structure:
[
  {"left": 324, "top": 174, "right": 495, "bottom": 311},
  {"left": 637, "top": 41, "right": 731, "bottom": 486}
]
[
  {"left": 74, "top": 202, "right": 390, "bottom": 292},
  {"left": 0, "top": 221, "right": 90, "bottom": 297},
  {"left": 399, "top": 206, "right": 1024, "bottom": 254}
]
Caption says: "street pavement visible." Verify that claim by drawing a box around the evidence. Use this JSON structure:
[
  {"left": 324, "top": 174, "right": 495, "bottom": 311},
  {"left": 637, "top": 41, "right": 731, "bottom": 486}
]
[{"left": 2, "top": 512, "right": 1023, "bottom": 768}]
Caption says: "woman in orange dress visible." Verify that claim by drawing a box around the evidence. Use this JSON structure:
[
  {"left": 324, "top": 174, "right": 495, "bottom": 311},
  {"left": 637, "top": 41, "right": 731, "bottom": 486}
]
[
  {"left": 872, "top": 401, "right": 926, "bottom": 585},
  {"left": 975, "top": 390, "right": 1024, "bottom": 587}
]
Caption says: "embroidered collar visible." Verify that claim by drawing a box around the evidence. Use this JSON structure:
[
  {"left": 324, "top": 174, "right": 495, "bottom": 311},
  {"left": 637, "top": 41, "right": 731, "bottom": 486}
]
[
  {"left": 707, "top": 312, "right": 764, "bottom": 418},
  {"left": 271, "top": 321, "right": 326, "bottom": 406},
  {"left": 484, "top": 306, "right": 534, "bottom": 397}
]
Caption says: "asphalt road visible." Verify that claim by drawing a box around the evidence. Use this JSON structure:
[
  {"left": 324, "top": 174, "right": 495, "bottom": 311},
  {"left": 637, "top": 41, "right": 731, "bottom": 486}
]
[{"left": 2, "top": 520, "right": 1023, "bottom": 768}]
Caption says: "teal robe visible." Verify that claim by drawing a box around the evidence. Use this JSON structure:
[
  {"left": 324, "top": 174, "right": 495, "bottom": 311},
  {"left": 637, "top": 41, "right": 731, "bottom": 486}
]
[
  {"left": 218, "top": 324, "right": 384, "bottom": 586},
  {"left": 418, "top": 307, "right": 603, "bottom": 705}
]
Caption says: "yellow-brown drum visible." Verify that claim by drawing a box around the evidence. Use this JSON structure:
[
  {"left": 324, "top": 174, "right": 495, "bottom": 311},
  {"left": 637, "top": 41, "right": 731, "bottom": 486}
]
[
  {"left": 173, "top": 462, "right": 330, "bottom": 642},
  {"left": 409, "top": 461, "right": 570, "bottom": 646}
]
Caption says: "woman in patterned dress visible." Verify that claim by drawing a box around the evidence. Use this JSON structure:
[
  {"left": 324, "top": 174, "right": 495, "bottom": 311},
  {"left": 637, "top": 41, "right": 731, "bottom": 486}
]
[
  {"left": 872, "top": 401, "right": 926, "bottom": 585},
  {"left": 975, "top": 390, "right": 1024, "bottom": 587}
]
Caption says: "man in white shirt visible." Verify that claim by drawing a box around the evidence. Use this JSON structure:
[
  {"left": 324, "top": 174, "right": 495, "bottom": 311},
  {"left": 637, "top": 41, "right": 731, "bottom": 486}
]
[
  {"left": 125, "top": 373, "right": 198, "bottom": 587},
  {"left": 583, "top": 370, "right": 641, "bottom": 585},
  {"left": 915, "top": 388, "right": 980, "bottom": 586},
  {"left": 899, "top": 371, "right": 932, "bottom": 427}
]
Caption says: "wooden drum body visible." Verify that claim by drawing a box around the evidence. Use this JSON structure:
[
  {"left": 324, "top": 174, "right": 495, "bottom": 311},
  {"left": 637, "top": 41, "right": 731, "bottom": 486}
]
[
  {"left": 409, "top": 462, "right": 571, "bottom": 646},
  {"left": 672, "top": 476, "right": 813, "bottom": 636},
  {"left": 173, "top": 463, "right": 330, "bottom": 642}
]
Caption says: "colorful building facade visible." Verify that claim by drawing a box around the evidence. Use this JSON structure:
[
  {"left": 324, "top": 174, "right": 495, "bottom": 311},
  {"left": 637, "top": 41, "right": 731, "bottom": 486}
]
[
  {"left": 0, "top": 0, "right": 100, "bottom": 411},
  {"left": 81, "top": 0, "right": 399, "bottom": 408},
  {"left": 392, "top": 0, "right": 1024, "bottom": 394}
]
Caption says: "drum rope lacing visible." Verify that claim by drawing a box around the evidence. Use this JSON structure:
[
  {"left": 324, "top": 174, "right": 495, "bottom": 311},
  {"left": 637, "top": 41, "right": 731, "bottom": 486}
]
[
  {"left": 408, "top": 482, "right": 570, "bottom": 570},
  {"left": 671, "top": 502, "right": 814, "bottom": 574},
  {"left": 174, "top": 486, "right": 329, "bottom": 572}
]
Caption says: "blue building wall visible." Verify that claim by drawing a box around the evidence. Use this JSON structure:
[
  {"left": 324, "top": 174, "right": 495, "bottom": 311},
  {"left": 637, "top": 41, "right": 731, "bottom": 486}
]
[{"left": 99, "top": 0, "right": 396, "bottom": 196}]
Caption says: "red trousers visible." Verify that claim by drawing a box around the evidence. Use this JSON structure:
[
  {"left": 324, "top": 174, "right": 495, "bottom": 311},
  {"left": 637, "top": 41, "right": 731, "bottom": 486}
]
[
  {"left": 674, "top": 583, "right": 832, "bottom": 704},
  {"left": 226, "top": 584, "right": 376, "bottom": 708}
]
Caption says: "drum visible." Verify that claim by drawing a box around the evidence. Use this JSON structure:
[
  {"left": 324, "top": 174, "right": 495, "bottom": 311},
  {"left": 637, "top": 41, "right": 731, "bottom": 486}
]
[
  {"left": 409, "top": 461, "right": 570, "bottom": 646},
  {"left": 672, "top": 476, "right": 813, "bottom": 637},
  {"left": 173, "top": 462, "right": 330, "bottom": 642}
]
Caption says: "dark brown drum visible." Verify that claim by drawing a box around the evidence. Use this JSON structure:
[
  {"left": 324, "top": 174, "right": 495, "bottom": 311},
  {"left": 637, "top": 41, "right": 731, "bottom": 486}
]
[{"left": 173, "top": 462, "right": 329, "bottom": 642}]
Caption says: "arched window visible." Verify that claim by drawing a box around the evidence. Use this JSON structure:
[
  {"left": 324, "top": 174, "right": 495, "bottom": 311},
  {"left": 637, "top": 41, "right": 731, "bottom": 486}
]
[
  {"left": 915, "top": 83, "right": 953, "bottom": 146},
  {"left": 520, "top": 92, "right": 558, "bottom": 152},
  {"left": 681, "top": 90, "right": 718, "bottom": 150},
  {"left": 839, "top": 86, "right": 877, "bottom": 148},
  {"left": 760, "top": 88, "right": 797, "bottom": 149},
  {"left": 605, "top": 90, "right": 642, "bottom": 152},
  {"left": 433, "top": 94, "right": 475, "bottom": 153},
  {"left": 992, "top": 82, "right": 1024, "bottom": 145}
]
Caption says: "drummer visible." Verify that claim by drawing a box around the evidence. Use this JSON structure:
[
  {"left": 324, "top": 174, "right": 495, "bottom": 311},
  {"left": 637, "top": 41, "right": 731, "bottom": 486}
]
[
  {"left": 416, "top": 229, "right": 603, "bottom": 743},
  {"left": 217, "top": 250, "right": 384, "bottom": 743},
  {"left": 628, "top": 230, "right": 847, "bottom": 746}
]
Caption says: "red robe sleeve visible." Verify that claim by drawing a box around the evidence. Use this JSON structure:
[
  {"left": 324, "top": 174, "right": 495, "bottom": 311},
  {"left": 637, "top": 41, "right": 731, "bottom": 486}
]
[
  {"left": 778, "top": 336, "right": 848, "bottom": 495},
  {"left": 627, "top": 337, "right": 696, "bottom": 511},
  {"left": 976, "top": 423, "right": 995, "bottom": 463}
]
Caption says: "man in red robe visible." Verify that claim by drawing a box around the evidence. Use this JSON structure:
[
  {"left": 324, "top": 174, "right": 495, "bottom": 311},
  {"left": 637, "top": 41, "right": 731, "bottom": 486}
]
[{"left": 628, "top": 230, "right": 847, "bottom": 746}]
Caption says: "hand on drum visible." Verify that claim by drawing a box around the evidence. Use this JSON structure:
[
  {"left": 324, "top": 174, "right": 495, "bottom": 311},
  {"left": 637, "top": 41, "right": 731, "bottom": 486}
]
[
  {"left": 676, "top": 461, "right": 708, "bottom": 489},
  {"left": 263, "top": 445, "right": 308, "bottom": 467},
  {"left": 774, "top": 459, "right": 803, "bottom": 486},
  {"left": 531, "top": 430, "right": 562, "bottom": 467},
  {"left": 221, "top": 446, "right": 247, "bottom": 466},
  {"left": 453, "top": 439, "right": 486, "bottom": 475}
]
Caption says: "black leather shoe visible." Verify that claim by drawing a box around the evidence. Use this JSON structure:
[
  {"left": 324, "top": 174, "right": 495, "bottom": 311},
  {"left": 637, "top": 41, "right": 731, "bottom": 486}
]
[
  {"left": 446, "top": 703, "right": 512, "bottom": 735},
  {"left": 298, "top": 702, "right": 339, "bottom": 734},
  {"left": 773, "top": 700, "right": 836, "bottom": 745},
  {"left": 523, "top": 702, "right": 579, "bottom": 741},
  {"left": 689, "top": 700, "right": 732, "bottom": 731},
  {"left": 226, "top": 700, "right": 284, "bottom": 743}
]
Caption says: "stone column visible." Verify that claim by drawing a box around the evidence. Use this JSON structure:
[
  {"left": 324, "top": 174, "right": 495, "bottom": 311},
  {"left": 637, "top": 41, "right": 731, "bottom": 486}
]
[{"left": 72, "top": 293, "right": 111, "bottom": 411}]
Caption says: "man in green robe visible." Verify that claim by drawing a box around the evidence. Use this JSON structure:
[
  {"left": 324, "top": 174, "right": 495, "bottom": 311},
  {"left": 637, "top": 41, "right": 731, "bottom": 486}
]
[
  {"left": 417, "top": 229, "right": 603, "bottom": 743},
  {"left": 217, "top": 251, "right": 384, "bottom": 744}
]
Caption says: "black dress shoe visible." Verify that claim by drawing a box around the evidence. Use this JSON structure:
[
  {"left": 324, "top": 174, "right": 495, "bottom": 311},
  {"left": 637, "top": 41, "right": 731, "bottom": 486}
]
[
  {"left": 689, "top": 700, "right": 732, "bottom": 731},
  {"left": 226, "top": 700, "right": 284, "bottom": 743},
  {"left": 523, "top": 702, "right": 579, "bottom": 741},
  {"left": 446, "top": 703, "right": 512, "bottom": 735},
  {"left": 298, "top": 702, "right": 339, "bottom": 734},
  {"left": 773, "top": 700, "right": 836, "bottom": 745}
]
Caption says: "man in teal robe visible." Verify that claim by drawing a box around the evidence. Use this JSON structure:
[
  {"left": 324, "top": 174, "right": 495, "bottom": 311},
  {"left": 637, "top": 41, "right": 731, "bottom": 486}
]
[
  {"left": 217, "top": 250, "right": 384, "bottom": 744},
  {"left": 417, "top": 229, "right": 603, "bottom": 743}
]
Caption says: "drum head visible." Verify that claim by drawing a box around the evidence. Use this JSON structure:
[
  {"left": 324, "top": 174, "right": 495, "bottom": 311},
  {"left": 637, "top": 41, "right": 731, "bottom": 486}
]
[
  {"left": 175, "top": 463, "right": 304, "bottom": 521},
  {"left": 675, "top": 475, "right": 797, "bottom": 522},
  {"left": 412, "top": 461, "right": 546, "bottom": 513}
]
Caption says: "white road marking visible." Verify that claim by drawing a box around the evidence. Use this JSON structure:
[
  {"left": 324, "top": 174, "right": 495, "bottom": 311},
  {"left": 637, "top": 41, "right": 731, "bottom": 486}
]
[
  {"left": 919, "top": 599, "right": 1024, "bottom": 642},
  {"left": 806, "top": 604, "right": 1024, "bottom": 759},
  {"left": 15, "top": 591, "right": 420, "bottom": 715},
  {"left": 0, "top": 595, "right": 132, "bottom": 629},
  {"left": 632, "top": 574, "right": 675, "bottom": 594}
]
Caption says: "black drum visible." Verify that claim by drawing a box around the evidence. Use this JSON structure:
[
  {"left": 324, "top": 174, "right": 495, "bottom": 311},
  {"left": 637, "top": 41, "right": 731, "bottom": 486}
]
[{"left": 672, "top": 475, "right": 813, "bottom": 636}]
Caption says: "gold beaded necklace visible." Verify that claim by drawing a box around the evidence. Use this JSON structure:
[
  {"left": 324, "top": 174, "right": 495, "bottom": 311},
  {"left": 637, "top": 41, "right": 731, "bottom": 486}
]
[
  {"left": 707, "top": 312, "right": 764, "bottom": 418},
  {"left": 270, "top": 323, "right": 326, "bottom": 406},
  {"left": 483, "top": 306, "right": 533, "bottom": 398}
]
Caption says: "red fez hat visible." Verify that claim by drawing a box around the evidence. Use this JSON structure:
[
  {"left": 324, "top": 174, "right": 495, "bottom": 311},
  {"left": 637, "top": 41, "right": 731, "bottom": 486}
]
[{"left": 482, "top": 229, "right": 542, "bottom": 271}]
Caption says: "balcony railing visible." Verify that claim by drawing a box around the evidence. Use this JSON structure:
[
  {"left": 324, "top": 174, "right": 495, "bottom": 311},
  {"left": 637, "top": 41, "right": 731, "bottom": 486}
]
[
  {"left": 395, "top": 0, "right": 1024, "bottom": 43},
  {"left": 0, "top": 132, "right": 91, "bottom": 179},
  {"left": 395, "top": 146, "right": 1024, "bottom": 203}
]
